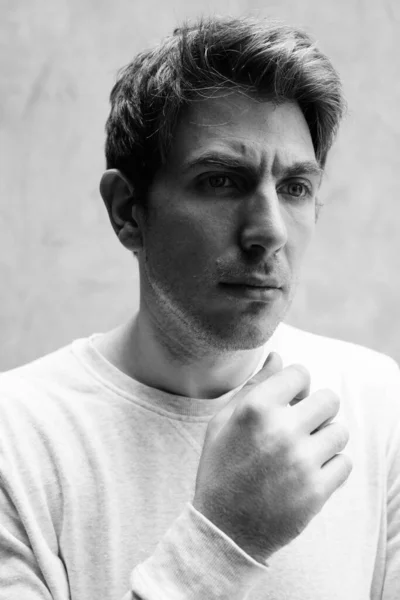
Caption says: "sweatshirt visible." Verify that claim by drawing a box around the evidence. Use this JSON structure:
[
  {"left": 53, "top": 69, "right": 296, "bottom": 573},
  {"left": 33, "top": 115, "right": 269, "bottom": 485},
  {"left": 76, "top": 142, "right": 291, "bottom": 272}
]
[{"left": 0, "top": 321, "right": 399, "bottom": 600}]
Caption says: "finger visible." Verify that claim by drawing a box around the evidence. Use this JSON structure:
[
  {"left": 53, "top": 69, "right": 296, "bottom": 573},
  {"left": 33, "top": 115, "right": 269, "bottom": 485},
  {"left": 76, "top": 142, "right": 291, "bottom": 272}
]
[
  {"left": 259, "top": 356, "right": 310, "bottom": 404},
  {"left": 245, "top": 364, "right": 311, "bottom": 406},
  {"left": 213, "top": 352, "right": 283, "bottom": 427},
  {"left": 235, "top": 362, "right": 311, "bottom": 409},
  {"left": 289, "top": 379, "right": 312, "bottom": 406},
  {"left": 319, "top": 452, "right": 353, "bottom": 501},
  {"left": 292, "top": 389, "right": 340, "bottom": 434},
  {"left": 311, "top": 421, "right": 349, "bottom": 467}
]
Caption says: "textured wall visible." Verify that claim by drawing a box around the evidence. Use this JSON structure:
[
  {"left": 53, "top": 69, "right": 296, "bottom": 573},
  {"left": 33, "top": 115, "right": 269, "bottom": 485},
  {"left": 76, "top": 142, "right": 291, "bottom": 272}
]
[{"left": 1, "top": 0, "right": 399, "bottom": 370}]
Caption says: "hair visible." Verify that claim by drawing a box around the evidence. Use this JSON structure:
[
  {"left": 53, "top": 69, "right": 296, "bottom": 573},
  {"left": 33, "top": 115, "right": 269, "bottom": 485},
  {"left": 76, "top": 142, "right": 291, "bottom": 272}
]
[{"left": 105, "top": 15, "right": 346, "bottom": 205}]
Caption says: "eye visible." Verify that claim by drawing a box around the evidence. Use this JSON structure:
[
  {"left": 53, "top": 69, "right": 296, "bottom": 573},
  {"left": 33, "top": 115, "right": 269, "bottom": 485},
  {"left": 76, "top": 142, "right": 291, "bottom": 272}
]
[
  {"left": 207, "top": 175, "right": 235, "bottom": 188},
  {"left": 196, "top": 173, "right": 243, "bottom": 197},
  {"left": 279, "top": 181, "right": 313, "bottom": 199}
]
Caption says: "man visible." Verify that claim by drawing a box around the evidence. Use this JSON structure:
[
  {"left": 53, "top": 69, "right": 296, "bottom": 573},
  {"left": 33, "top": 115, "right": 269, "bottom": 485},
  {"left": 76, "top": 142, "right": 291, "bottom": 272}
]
[{"left": 0, "top": 15, "right": 399, "bottom": 600}]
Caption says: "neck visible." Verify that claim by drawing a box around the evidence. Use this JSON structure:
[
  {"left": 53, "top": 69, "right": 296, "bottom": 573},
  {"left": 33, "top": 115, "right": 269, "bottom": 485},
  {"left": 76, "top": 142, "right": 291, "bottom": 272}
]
[{"left": 95, "top": 311, "right": 266, "bottom": 399}]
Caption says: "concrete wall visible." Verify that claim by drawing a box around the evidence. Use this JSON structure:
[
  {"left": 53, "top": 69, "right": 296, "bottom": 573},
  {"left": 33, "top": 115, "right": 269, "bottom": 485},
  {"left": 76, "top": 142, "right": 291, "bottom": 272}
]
[{"left": 1, "top": 0, "right": 399, "bottom": 370}]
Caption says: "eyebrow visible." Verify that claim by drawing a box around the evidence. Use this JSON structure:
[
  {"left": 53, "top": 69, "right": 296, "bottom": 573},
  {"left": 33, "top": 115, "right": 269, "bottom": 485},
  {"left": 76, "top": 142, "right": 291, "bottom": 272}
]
[
  {"left": 281, "top": 161, "right": 324, "bottom": 180},
  {"left": 182, "top": 151, "right": 324, "bottom": 182}
]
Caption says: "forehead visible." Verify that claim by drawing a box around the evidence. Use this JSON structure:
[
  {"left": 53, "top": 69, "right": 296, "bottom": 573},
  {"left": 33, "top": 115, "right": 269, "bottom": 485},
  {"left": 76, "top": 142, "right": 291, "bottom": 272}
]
[{"left": 164, "top": 91, "right": 316, "bottom": 174}]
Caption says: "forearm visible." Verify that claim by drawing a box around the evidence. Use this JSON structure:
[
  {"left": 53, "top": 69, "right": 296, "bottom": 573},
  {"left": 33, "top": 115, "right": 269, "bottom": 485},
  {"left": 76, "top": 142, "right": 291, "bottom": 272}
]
[{"left": 125, "top": 502, "right": 269, "bottom": 600}]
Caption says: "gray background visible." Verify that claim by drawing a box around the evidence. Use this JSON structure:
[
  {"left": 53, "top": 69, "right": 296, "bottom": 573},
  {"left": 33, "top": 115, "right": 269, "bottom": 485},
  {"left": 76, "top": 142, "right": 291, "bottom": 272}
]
[{"left": 1, "top": 0, "right": 399, "bottom": 371}]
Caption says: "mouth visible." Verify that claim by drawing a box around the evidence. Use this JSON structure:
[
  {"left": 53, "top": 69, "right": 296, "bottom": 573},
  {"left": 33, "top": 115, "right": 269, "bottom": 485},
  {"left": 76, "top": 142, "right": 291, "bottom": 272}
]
[{"left": 219, "top": 283, "right": 282, "bottom": 302}]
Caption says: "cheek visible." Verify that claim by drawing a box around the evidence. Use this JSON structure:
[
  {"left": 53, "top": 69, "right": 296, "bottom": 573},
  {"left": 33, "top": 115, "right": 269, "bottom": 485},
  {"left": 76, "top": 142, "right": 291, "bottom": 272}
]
[
  {"left": 144, "top": 209, "right": 220, "bottom": 274},
  {"left": 284, "top": 210, "right": 315, "bottom": 263}
]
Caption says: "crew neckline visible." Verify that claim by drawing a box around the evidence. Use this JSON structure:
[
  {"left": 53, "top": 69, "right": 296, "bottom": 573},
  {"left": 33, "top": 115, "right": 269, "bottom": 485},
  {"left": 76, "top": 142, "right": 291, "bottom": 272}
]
[{"left": 71, "top": 324, "right": 287, "bottom": 418}]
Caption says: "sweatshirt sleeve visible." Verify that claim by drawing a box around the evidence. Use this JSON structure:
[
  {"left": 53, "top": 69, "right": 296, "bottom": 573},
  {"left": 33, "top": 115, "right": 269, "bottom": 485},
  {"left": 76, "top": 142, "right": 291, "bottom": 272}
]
[
  {"left": 126, "top": 502, "right": 270, "bottom": 600},
  {"left": 0, "top": 523, "right": 67, "bottom": 600}
]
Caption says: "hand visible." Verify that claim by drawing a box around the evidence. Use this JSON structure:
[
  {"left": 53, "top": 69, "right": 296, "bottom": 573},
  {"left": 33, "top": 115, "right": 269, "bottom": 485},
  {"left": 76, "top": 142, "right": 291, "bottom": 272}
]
[{"left": 193, "top": 352, "right": 353, "bottom": 563}]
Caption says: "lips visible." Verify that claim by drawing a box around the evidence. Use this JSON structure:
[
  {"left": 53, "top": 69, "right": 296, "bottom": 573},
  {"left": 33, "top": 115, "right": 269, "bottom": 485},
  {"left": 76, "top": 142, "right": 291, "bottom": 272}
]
[
  {"left": 219, "top": 283, "right": 281, "bottom": 302},
  {"left": 221, "top": 279, "right": 282, "bottom": 288}
]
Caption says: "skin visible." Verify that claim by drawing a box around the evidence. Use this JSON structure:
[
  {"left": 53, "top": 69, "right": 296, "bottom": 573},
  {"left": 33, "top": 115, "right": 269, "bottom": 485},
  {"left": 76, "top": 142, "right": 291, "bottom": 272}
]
[{"left": 97, "top": 91, "right": 323, "bottom": 399}]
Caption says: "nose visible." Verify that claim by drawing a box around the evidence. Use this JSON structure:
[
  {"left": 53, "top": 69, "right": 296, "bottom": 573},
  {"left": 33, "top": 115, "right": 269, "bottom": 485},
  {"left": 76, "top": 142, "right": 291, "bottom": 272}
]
[{"left": 239, "top": 185, "right": 288, "bottom": 256}]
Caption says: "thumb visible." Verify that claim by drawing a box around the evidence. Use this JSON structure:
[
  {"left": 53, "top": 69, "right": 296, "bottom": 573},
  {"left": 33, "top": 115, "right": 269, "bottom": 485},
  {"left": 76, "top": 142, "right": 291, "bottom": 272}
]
[
  {"left": 242, "top": 351, "right": 283, "bottom": 390},
  {"left": 209, "top": 351, "right": 284, "bottom": 435},
  {"left": 242, "top": 352, "right": 310, "bottom": 404}
]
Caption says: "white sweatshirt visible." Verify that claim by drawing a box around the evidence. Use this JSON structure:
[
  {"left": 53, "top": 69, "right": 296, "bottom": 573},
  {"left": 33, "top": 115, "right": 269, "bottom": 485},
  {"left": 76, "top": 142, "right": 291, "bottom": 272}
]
[{"left": 0, "top": 321, "right": 399, "bottom": 600}]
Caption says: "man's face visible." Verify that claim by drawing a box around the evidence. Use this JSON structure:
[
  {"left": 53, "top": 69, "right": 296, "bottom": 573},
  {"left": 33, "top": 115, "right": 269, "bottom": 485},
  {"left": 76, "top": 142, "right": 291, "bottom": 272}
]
[{"left": 137, "top": 92, "right": 321, "bottom": 352}]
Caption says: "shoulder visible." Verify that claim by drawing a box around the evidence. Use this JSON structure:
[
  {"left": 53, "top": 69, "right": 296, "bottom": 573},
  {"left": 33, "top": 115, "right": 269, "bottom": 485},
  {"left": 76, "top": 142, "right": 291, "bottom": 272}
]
[
  {"left": 0, "top": 340, "right": 98, "bottom": 437},
  {"left": 279, "top": 322, "right": 399, "bottom": 378}
]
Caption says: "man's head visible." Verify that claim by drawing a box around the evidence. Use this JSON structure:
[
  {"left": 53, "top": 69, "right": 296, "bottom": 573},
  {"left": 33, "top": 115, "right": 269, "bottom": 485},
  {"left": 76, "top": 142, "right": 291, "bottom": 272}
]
[{"left": 100, "top": 16, "right": 345, "bottom": 354}]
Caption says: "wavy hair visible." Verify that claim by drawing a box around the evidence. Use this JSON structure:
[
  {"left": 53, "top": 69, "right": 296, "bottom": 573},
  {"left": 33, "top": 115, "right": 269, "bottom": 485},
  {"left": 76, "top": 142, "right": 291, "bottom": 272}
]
[{"left": 104, "top": 16, "right": 346, "bottom": 203}]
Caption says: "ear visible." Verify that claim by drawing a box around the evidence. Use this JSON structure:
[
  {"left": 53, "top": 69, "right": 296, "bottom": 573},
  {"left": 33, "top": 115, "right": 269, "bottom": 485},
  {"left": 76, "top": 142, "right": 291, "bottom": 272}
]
[{"left": 99, "top": 169, "right": 144, "bottom": 252}]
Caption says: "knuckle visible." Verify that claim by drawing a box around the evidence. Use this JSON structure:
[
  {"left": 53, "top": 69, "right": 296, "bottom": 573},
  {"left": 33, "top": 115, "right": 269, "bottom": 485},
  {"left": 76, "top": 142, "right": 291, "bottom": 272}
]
[
  {"left": 235, "top": 400, "right": 264, "bottom": 427},
  {"left": 312, "top": 478, "right": 327, "bottom": 504},
  {"left": 264, "top": 416, "right": 289, "bottom": 451},
  {"left": 291, "top": 363, "right": 311, "bottom": 382},
  {"left": 321, "top": 389, "right": 341, "bottom": 414},
  {"left": 332, "top": 422, "right": 350, "bottom": 452},
  {"left": 341, "top": 452, "right": 354, "bottom": 475},
  {"left": 339, "top": 423, "right": 350, "bottom": 447},
  {"left": 296, "top": 456, "right": 323, "bottom": 505},
  {"left": 295, "top": 449, "right": 314, "bottom": 479}
]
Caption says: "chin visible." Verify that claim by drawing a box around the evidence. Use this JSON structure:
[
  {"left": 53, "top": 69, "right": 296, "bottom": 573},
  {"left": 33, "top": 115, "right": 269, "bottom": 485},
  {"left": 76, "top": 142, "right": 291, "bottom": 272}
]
[{"left": 206, "top": 318, "right": 281, "bottom": 352}]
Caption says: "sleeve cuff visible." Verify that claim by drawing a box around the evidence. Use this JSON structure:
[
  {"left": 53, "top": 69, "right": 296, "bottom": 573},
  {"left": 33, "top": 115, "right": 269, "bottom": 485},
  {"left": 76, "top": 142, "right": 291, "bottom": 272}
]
[{"left": 130, "top": 502, "right": 269, "bottom": 600}]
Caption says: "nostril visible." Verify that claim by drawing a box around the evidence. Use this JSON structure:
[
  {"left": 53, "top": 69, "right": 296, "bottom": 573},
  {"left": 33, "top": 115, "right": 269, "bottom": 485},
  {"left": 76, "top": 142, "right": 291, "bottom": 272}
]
[
  {"left": 238, "top": 243, "right": 266, "bottom": 260},
  {"left": 248, "top": 244, "right": 266, "bottom": 258}
]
